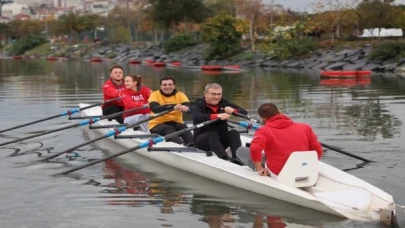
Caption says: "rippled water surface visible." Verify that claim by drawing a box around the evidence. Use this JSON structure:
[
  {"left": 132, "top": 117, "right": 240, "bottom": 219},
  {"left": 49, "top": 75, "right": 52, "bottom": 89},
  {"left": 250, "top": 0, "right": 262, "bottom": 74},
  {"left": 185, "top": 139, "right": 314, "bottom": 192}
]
[{"left": 0, "top": 59, "right": 404, "bottom": 228}]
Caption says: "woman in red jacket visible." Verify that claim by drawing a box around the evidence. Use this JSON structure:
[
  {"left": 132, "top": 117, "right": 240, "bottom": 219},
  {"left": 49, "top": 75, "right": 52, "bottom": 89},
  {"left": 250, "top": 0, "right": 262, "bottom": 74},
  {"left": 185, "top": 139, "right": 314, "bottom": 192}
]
[{"left": 121, "top": 75, "right": 152, "bottom": 132}]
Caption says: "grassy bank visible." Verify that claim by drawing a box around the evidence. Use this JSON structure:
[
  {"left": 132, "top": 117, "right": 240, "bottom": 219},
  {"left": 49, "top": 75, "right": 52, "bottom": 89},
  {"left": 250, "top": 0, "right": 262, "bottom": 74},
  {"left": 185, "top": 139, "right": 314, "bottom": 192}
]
[{"left": 24, "top": 43, "right": 95, "bottom": 57}]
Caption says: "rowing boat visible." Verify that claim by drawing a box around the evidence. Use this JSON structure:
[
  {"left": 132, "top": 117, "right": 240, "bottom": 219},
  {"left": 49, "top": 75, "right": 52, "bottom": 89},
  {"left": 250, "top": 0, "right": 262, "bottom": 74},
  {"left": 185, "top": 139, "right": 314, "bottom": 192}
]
[{"left": 78, "top": 103, "right": 396, "bottom": 225}]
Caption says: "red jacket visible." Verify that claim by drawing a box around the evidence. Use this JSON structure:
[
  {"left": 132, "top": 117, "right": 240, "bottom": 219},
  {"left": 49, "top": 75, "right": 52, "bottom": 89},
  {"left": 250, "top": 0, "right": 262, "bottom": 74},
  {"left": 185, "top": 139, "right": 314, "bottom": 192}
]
[
  {"left": 250, "top": 114, "right": 322, "bottom": 175},
  {"left": 102, "top": 79, "right": 126, "bottom": 108},
  {"left": 121, "top": 86, "right": 152, "bottom": 118}
]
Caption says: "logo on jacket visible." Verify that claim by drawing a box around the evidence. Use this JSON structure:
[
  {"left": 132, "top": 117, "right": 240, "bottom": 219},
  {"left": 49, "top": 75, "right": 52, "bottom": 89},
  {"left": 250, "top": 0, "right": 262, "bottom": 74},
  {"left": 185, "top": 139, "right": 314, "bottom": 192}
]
[{"left": 131, "top": 95, "right": 145, "bottom": 101}]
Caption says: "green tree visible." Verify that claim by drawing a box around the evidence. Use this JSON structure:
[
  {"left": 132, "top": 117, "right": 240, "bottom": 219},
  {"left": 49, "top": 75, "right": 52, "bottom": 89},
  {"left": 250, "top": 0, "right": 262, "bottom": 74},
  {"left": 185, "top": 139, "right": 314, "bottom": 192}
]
[
  {"left": 109, "top": 25, "right": 131, "bottom": 43},
  {"left": 2, "top": 20, "right": 43, "bottom": 38},
  {"left": 0, "top": 22, "right": 9, "bottom": 46},
  {"left": 105, "top": 5, "right": 137, "bottom": 42},
  {"left": 201, "top": 14, "right": 247, "bottom": 59},
  {"left": 147, "top": 0, "right": 210, "bottom": 30},
  {"left": 310, "top": 0, "right": 359, "bottom": 44},
  {"left": 206, "top": 0, "right": 236, "bottom": 16},
  {"left": 393, "top": 7, "right": 405, "bottom": 35},
  {"left": 356, "top": 0, "right": 395, "bottom": 40},
  {"left": 57, "top": 13, "right": 101, "bottom": 41}
]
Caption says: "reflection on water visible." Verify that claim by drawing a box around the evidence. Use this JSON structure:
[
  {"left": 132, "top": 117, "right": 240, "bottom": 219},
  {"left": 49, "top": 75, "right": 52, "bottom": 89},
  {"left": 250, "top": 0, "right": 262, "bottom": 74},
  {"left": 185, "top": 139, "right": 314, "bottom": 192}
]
[{"left": 1, "top": 59, "right": 405, "bottom": 227}]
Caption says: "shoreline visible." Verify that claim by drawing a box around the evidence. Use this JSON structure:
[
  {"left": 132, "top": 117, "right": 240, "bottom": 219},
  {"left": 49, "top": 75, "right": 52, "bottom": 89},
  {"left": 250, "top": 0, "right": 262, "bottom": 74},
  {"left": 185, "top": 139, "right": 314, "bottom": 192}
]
[{"left": 2, "top": 43, "right": 405, "bottom": 76}]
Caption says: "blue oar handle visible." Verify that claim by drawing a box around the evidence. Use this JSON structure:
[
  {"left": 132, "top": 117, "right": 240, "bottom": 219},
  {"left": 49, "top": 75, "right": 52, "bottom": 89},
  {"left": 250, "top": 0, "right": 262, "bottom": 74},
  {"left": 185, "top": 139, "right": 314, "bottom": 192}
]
[
  {"left": 138, "top": 136, "right": 165, "bottom": 148},
  {"left": 228, "top": 120, "right": 261, "bottom": 130},
  {"left": 104, "top": 126, "right": 128, "bottom": 137},
  {"left": 238, "top": 121, "right": 261, "bottom": 130},
  {"left": 61, "top": 108, "right": 80, "bottom": 117},
  {"left": 79, "top": 118, "right": 101, "bottom": 126}
]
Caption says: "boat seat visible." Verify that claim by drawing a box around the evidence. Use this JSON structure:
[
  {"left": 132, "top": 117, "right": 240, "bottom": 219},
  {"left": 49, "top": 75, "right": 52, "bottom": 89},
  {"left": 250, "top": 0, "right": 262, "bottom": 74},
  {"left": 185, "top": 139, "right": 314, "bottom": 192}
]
[{"left": 276, "top": 151, "right": 319, "bottom": 188}]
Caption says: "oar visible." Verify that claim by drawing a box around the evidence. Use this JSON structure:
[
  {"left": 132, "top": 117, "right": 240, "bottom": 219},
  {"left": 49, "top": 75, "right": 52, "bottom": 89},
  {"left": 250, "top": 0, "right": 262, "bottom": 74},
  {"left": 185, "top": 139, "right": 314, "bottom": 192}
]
[
  {"left": 0, "top": 98, "right": 120, "bottom": 134},
  {"left": 0, "top": 105, "right": 147, "bottom": 147},
  {"left": 53, "top": 118, "right": 221, "bottom": 176},
  {"left": 232, "top": 112, "right": 263, "bottom": 124},
  {"left": 37, "top": 109, "right": 174, "bottom": 162},
  {"left": 228, "top": 120, "right": 261, "bottom": 130},
  {"left": 318, "top": 143, "right": 374, "bottom": 163},
  {"left": 231, "top": 113, "right": 374, "bottom": 163}
]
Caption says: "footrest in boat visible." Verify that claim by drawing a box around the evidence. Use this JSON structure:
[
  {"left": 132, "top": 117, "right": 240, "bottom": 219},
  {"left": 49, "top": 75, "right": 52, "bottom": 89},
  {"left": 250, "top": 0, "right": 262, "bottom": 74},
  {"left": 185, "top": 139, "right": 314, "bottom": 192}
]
[
  {"left": 236, "top": 129, "right": 249, "bottom": 134},
  {"left": 147, "top": 147, "right": 203, "bottom": 153},
  {"left": 114, "top": 134, "right": 158, "bottom": 139},
  {"left": 89, "top": 124, "right": 127, "bottom": 129},
  {"left": 69, "top": 115, "right": 102, "bottom": 120},
  {"left": 228, "top": 124, "right": 249, "bottom": 134}
]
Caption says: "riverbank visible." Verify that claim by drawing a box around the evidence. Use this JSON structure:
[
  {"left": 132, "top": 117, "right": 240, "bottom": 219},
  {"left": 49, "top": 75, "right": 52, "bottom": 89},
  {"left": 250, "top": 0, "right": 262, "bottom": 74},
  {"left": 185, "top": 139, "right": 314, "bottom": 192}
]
[{"left": 2, "top": 42, "right": 405, "bottom": 75}]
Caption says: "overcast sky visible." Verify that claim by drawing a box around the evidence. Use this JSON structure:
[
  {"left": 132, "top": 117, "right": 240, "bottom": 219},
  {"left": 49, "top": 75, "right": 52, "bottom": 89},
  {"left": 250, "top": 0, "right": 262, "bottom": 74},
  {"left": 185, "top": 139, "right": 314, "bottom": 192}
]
[{"left": 264, "top": 0, "right": 405, "bottom": 12}]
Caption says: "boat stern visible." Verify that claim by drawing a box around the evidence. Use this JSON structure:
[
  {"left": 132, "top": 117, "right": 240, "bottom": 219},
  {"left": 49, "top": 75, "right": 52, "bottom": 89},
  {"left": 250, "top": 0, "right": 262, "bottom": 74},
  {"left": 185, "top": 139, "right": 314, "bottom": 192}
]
[{"left": 379, "top": 207, "right": 397, "bottom": 226}]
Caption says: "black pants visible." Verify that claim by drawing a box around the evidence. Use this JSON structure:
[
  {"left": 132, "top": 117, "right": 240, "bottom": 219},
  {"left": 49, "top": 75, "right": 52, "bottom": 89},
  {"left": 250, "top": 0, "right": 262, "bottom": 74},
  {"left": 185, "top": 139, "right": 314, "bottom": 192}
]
[
  {"left": 150, "top": 122, "right": 193, "bottom": 145},
  {"left": 194, "top": 130, "right": 241, "bottom": 159},
  {"left": 236, "top": 146, "right": 266, "bottom": 170},
  {"left": 102, "top": 105, "right": 124, "bottom": 124}
]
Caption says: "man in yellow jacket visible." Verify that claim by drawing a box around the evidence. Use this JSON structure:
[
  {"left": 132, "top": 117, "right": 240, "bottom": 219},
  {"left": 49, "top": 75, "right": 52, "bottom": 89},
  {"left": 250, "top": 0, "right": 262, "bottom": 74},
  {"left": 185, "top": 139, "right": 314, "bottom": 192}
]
[{"left": 148, "top": 76, "right": 193, "bottom": 145}]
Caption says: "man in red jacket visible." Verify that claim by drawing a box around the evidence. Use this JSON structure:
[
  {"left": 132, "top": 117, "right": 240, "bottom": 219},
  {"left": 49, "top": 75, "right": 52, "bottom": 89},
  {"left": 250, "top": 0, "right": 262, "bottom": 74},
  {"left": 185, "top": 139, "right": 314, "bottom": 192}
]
[
  {"left": 249, "top": 103, "right": 322, "bottom": 176},
  {"left": 102, "top": 65, "right": 126, "bottom": 123}
]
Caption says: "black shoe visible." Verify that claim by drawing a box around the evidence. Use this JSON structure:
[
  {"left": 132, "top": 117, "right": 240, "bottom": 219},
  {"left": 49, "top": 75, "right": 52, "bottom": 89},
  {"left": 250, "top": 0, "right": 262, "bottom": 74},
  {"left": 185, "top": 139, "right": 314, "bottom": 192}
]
[
  {"left": 184, "top": 143, "right": 195, "bottom": 148},
  {"left": 220, "top": 155, "right": 230, "bottom": 161},
  {"left": 229, "top": 157, "right": 244, "bottom": 166}
]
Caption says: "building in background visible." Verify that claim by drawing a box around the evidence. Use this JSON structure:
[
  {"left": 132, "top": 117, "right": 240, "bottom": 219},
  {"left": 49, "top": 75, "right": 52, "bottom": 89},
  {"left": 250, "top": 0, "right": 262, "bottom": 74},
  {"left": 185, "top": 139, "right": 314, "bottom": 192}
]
[
  {"left": 1, "top": 2, "right": 30, "bottom": 19},
  {"left": 83, "top": 0, "right": 116, "bottom": 16}
]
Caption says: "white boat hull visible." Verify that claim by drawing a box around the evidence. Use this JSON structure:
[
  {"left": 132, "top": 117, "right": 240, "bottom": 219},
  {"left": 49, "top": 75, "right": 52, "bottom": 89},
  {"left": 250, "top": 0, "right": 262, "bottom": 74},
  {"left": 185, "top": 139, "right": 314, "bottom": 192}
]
[{"left": 78, "top": 103, "right": 396, "bottom": 225}]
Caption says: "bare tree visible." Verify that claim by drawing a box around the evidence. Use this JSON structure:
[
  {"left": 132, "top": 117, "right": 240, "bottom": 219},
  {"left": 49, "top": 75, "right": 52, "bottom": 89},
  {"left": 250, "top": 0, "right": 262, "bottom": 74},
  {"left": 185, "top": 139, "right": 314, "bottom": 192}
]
[
  {"left": 233, "top": 0, "right": 263, "bottom": 52},
  {"left": 311, "top": 0, "right": 360, "bottom": 43}
]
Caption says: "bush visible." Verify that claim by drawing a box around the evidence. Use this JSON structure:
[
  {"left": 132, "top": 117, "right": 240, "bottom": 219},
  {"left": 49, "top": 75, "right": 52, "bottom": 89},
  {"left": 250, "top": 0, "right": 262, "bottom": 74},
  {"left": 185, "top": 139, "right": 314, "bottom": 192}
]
[
  {"left": 109, "top": 26, "right": 131, "bottom": 44},
  {"left": 367, "top": 41, "right": 405, "bottom": 61},
  {"left": 9, "top": 35, "right": 47, "bottom": 56},
  {"left": 106, "top": 52, "right": 117, "bottom": 59},
  {"left": 163, "top": 34, "right": 197, "bottom": 53},
  {"left": 201, "top": 15, "right": 247, "bottom": 60},
  {"left": 267, "top": 38, "right": 316, "bottom": 59}
]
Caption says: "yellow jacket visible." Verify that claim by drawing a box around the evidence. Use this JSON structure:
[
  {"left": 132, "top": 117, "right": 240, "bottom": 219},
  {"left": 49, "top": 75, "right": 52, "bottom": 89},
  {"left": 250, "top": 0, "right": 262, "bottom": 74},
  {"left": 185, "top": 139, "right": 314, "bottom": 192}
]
[{"left": 148, "top": 90, "right": 189, "bottom": 129}]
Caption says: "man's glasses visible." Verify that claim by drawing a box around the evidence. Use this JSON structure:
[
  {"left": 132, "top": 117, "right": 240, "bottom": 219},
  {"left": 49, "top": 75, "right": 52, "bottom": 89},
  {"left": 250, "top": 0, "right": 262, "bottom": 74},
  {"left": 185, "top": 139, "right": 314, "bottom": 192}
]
[{"left": 208, "top": 92, "right": 222, "bottom": 96}]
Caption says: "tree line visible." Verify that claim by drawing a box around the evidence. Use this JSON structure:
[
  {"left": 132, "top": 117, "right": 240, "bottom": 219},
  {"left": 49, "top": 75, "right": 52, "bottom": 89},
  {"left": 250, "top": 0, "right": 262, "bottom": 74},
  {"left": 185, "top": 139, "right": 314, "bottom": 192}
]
[{"left": 1, "top": 0, "right": 405, "bottom": 59}]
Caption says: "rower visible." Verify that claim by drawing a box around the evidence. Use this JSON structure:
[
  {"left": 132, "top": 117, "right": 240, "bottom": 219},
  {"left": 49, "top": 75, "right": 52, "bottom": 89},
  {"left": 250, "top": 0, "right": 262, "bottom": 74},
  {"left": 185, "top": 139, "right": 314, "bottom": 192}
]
[
  {"left": 120, "top": 74, "right": 152, "bottom": 132},
  {"left": 190, "top": 83, "right": 247, "bottom": 164},
  {"left": 147, "top": 76, "right": 193, "bottom": 145},
  {"left": 244, "top": 103, "right": 323, "bottom": 176},
  {"left": 101, "top": 65, "right": 126, "bottom": 124}
]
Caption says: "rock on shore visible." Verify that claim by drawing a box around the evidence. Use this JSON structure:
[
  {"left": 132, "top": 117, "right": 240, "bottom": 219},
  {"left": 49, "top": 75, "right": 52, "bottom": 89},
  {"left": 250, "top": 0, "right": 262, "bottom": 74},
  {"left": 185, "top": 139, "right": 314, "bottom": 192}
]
[{"left": 84, "top": 43, "right": 405, "bottom": 74}]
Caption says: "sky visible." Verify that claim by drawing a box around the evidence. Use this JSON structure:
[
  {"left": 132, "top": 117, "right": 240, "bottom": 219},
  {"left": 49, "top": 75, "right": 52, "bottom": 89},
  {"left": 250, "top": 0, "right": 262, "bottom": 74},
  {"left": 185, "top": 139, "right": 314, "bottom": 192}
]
[{"left": 263, "top": 0, "right": 405, "bottom": 12}]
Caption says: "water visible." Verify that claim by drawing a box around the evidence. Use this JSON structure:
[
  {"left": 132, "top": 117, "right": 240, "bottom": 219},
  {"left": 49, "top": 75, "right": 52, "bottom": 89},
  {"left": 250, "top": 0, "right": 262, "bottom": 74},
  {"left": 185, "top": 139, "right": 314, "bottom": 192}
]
[{"left": 0, "top": 59, "right": 404, "bottom": 228}]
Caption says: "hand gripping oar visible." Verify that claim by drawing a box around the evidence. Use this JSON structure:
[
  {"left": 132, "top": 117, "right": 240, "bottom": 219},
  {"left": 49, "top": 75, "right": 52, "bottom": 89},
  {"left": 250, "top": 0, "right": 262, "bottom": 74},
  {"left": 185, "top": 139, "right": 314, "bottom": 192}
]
[
  {"left": 37, "top": 109, "right": 174, "bottom": 162},
  {"left": 232, "top": 112, "right": 263, "bottom": 124},
  {"left": 0, "top": 105, "right": 148, "bottom": 147},
  {"left": 227, "top": 120, "right": 261, "bottom": 131},
  {"left": 53, "top": 118, "right": 221, "bottom": 176},
  {"left": 0, "top": 98, "right": 121, "bottom": 134},
  {"left": 231, "top": 113, "right": 374, "bottom": 163}
]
